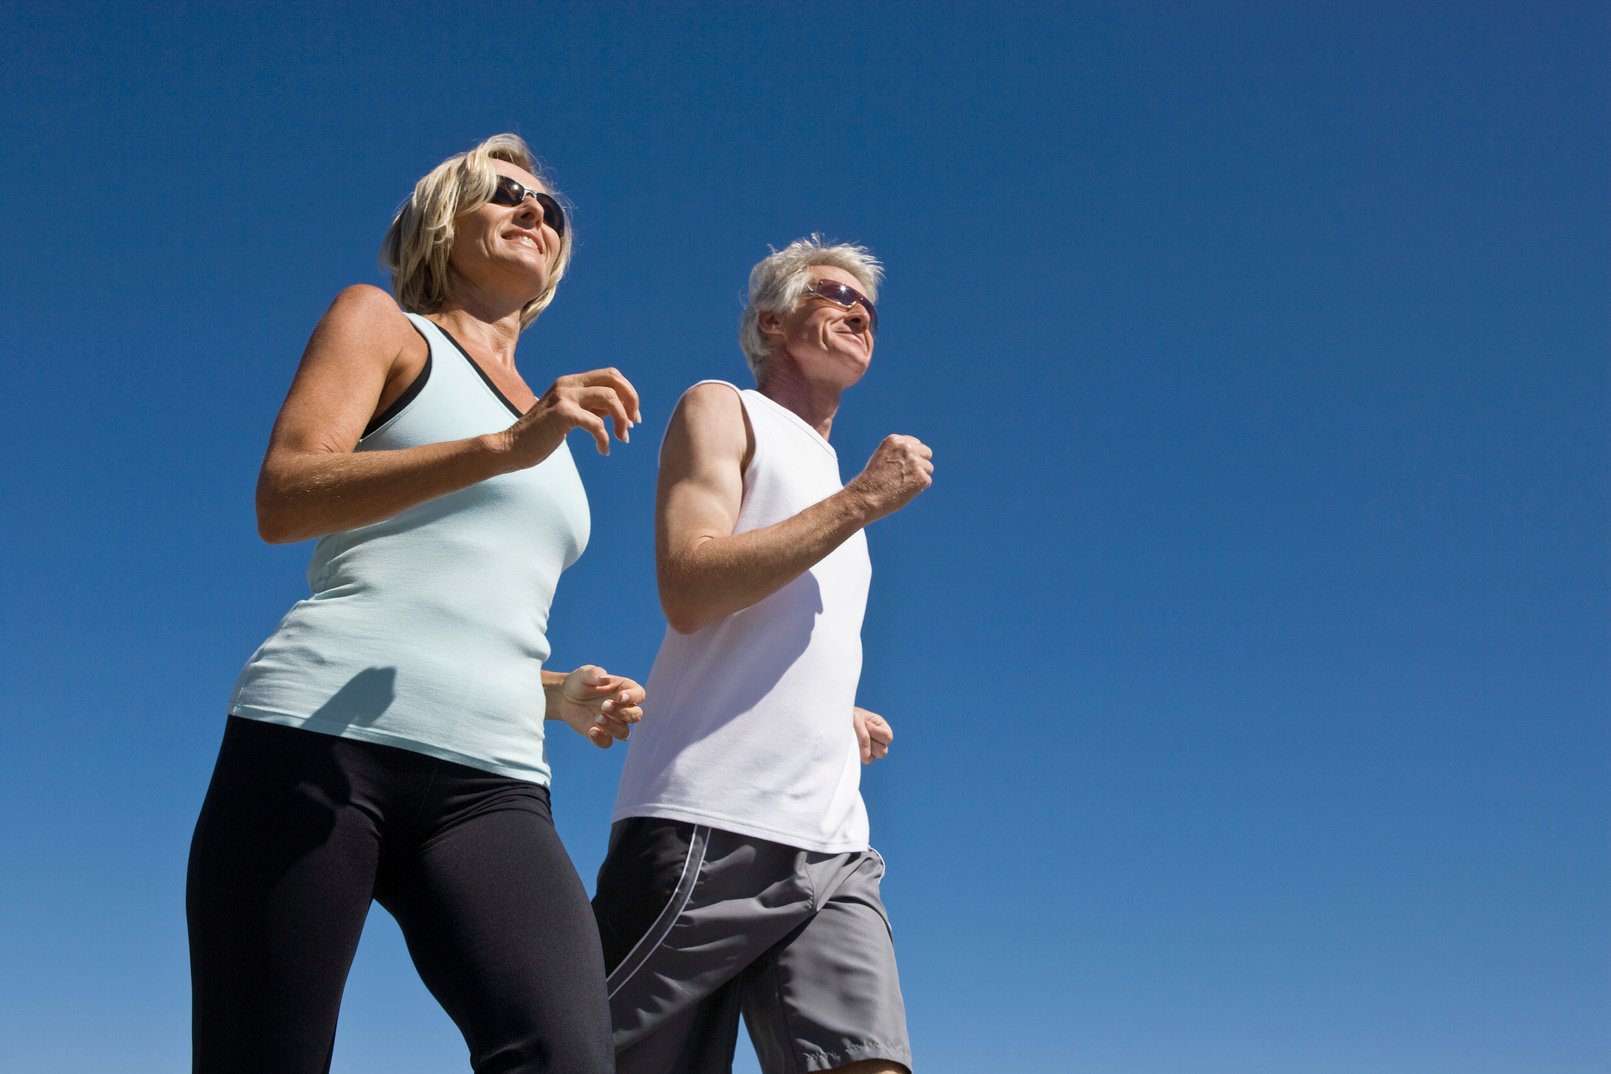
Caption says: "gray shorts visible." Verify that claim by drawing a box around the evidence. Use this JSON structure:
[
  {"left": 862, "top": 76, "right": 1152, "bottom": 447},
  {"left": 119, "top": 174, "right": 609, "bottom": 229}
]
[{"left": 592, "top": 818, "right": 911, "bottom": 1074}]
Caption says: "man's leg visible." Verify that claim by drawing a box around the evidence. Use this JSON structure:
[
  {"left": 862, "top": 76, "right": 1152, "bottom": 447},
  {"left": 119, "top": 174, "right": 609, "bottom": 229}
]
[
  {"left": 594, "top": 820, "right": 820, "bottom": 1072},
  {"left": 614, "top": 978, "right": 745, "bottom": 1074},
  {"left": 741, "top": 849, "right": 911, "bottom": 1074}
]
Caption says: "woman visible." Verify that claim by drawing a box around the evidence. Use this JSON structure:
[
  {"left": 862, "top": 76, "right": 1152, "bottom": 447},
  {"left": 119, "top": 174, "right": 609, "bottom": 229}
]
[{"left": 187, "top": 134, "right": 643, "bottom": 1074}]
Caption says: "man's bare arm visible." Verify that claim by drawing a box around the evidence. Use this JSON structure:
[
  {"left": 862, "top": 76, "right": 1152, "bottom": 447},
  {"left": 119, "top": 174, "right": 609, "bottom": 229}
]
[{"left": 656, "top": 383, "right": 932, "bottom": 633}]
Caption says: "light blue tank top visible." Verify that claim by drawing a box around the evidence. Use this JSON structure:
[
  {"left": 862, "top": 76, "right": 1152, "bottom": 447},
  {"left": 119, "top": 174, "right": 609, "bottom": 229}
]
[{"left": 229, "top": 314, "right": 590, "bottom": 783}]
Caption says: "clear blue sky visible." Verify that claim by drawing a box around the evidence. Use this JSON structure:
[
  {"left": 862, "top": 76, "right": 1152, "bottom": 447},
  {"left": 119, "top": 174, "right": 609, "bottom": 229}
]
[{"left": 3, "top": 3, "right": 1606, "bottom": 1072}]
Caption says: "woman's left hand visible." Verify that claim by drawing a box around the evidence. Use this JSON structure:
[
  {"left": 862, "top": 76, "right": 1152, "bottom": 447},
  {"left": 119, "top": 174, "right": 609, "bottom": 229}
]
[{"left": 553, "top": 666, "right": 645, "bottom": 748}]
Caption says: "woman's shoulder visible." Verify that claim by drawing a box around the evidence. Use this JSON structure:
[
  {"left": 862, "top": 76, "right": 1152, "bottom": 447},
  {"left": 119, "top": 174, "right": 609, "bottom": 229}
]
[
  {"left": 312, "top": 285, "right": 423, "bottom": 352},
  {"left": 324, "top": 284, "right": 412, "bottom": 327},
  {"left": 295, "top": 285, "right": 428, "bottom": 382}
]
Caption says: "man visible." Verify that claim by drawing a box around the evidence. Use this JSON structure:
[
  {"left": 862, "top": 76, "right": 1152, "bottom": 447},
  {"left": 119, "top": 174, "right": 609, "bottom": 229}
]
[{"left": 592, "top": 237, "right": 932, "bottom": 1074}]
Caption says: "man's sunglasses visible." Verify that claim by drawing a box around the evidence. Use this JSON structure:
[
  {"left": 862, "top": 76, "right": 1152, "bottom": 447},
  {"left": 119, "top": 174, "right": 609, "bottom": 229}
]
[
  {"left": 490, "top": 175, "right": 567, "bottom": 237},
  {"left": 802, "top": 279, "right": 878, "bottom": 336}
]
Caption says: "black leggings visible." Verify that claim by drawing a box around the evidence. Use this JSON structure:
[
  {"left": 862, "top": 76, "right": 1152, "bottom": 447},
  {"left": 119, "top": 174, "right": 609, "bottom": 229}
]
[{"left": 187, "top": 717, "right": 613, "bottom": 1074}]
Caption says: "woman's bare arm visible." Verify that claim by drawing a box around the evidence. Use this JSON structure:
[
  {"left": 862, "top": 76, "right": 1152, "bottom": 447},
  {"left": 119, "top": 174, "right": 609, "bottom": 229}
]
[{"left": 255, "top": 285, "right": 638, "bottom": 543}]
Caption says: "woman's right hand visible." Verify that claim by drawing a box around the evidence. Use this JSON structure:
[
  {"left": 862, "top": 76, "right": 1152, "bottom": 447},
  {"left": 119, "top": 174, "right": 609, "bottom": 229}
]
[{"left": 502, "top": 368, "right": 644, "bottom": 466}]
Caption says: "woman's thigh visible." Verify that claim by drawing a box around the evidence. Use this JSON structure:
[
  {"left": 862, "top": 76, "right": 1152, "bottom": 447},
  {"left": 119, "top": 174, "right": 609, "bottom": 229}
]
[
  {"left": 381, "top": 780, "right": 614, "bottom": 1074},
  {"left": 187, "top": 717, "right": 385, "bottom": 1074}
]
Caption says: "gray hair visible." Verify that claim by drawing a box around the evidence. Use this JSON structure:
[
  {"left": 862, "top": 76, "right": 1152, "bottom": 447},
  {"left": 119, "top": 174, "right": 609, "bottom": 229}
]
[
  {"left": 379, "top": 133, "right": 574, "bottom": 330},
  {"left": 738, "top": 236, "right": 883, "bottom": 380}
]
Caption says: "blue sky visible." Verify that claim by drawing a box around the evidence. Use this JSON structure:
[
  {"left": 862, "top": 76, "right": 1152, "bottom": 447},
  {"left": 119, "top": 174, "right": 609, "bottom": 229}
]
[{"left": 2, "top": 3, "right": 1606, "bottom": 1071}]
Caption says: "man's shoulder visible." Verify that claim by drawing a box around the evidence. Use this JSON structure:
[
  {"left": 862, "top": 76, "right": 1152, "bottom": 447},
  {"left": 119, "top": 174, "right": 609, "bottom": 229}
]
[
  {"left": 680, "top": 379, "right": 745, "bottom": 404},
  {"left": 665, "top": 380, "right": 753, "bottom": 463},
  {"left": 674, "top": 380, "right": 748, "bottom": 427}
]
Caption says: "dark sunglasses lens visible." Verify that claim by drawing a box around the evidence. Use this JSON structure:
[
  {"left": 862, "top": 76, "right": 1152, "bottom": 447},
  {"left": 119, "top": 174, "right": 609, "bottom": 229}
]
[
  {"left": 534, "top": 192, "right": 566, "bottom": 236},
  {"left": 489, "top": 178, "right": 521, "bottom": 207},
  {"left": 823, "top": 283, "right": 877, "bottom": 335}
]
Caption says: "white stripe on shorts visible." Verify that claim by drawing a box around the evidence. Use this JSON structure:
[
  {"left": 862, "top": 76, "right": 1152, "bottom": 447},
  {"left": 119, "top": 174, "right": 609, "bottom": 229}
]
[{"left": 606, "top": 823, "right": 710, "bottom": 999}]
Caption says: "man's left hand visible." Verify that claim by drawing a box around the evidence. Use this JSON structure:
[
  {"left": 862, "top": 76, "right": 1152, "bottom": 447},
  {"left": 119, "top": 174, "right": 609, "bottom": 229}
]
[{"left": 854, "top": 706, "right": 894, "bottom": 764}]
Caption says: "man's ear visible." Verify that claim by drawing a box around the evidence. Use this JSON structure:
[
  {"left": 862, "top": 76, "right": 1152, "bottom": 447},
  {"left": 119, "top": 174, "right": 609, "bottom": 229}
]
[{"left": 758, "top": 310, "right": 783, "bottom": 338}]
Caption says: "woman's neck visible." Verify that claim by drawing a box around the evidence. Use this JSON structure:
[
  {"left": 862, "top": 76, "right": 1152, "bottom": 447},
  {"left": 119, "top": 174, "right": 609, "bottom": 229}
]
[{"left": 427, "top": 300, "right": 524, "bottom": 370}]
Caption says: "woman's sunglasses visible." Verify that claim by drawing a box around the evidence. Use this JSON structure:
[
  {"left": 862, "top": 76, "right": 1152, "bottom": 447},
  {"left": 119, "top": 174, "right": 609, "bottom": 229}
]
[
  {"left": 803, "top": 279, "right": 878, "bottom": 336},
  {"left": 490, "top": 176, "right": 567, "bottom": 237}
]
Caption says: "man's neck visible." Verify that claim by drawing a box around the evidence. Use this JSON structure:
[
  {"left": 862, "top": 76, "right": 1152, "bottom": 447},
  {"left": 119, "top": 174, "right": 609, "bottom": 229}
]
[{"left": 757, "top": 364, "right": 844, "bottom": 439}]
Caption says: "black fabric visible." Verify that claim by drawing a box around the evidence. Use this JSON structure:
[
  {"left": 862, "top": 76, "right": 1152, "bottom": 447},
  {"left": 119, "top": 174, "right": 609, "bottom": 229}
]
[{"left": 187, "top": 716, "right": 613, "bottom": 1074}]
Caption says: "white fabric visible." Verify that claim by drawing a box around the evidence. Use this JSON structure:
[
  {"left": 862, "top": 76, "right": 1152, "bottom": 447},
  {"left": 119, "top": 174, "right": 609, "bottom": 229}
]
[
  {"left": 612, "top": 382, "right": 872, "bottom": 852},
  {"left": 228, "top": 314, "right": 589, "bottom": 783}
]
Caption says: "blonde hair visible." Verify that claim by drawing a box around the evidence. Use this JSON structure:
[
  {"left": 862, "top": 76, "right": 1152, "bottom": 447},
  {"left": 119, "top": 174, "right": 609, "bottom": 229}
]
[
  {"left": 380, "top": 133, "right": 573, "bottom": 329},
  {"left": 739, "top": 236, "right": 883, "bottom": 380}
]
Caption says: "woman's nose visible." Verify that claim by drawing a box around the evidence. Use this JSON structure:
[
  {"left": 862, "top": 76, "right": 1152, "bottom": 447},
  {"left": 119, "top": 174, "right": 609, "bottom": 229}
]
[{"left": 513, "top": 195, "right": 543, "bottom": 226}]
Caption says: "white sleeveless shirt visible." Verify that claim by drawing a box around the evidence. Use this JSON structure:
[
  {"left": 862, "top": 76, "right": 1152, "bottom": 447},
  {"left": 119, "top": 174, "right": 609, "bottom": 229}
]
[
  {"left": 228, "top": 314, "right": 590, "bottom": 784},
  {"left": 612, "top": 382, "right": 872, "bottom": 852}
]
